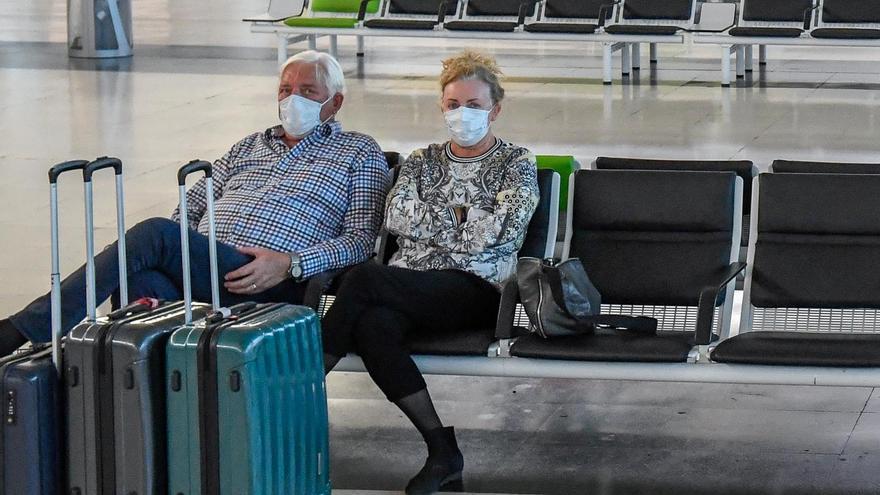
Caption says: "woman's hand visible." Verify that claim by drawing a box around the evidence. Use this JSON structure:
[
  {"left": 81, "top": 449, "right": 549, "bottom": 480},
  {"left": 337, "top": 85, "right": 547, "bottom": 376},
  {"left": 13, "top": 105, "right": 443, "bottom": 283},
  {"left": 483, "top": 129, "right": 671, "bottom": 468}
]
[{"left": 224, "top": 247, "right": 290, "bottom": 294}]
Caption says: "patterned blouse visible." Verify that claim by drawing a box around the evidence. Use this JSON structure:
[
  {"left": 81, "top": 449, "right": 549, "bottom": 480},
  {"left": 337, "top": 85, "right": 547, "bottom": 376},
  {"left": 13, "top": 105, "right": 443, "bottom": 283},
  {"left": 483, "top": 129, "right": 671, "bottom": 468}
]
[{"left": 385, "top": 138, "right": 539, "bottom": 287}]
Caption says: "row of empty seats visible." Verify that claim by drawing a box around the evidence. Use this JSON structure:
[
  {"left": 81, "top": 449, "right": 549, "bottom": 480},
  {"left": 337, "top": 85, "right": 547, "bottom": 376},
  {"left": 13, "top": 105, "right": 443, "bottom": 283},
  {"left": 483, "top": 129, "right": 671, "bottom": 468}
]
[
  {"left": 307, "top": 155, "right": 880, "bottom": 387},
  {"left": 250, "top": 0, "right": 880, "bottom": 85}
]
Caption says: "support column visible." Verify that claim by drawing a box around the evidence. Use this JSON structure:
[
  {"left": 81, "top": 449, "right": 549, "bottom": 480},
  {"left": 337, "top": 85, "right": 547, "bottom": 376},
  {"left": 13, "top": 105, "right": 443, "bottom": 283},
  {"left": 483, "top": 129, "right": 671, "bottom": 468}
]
[
  {"left": 735, "top": 45, "right": 745, "bottom": 78},
  {"left": 721, "top": 45, "right": 732, "bottom": 87},
  {"left": 308, "top": 35, "right": 317, "bottom": 50},
  {"left": 277, "top": 34, "right": 288, "bottom": 66},
  {"left": 650, "top": 43, "right": 658, "bottom": 63},
  {"left": 357, "top": 35, "right": 365, "bottom": 56},
  {"left": 329, "top": 35, "right": 338, "bottom": 58},
  {"left": 632, "top": 43, "right": 641, "bottom": 71},
  {"left": 603, "top": 43, "right": 613, "bottom": 85},
  {"left": 744, "top": 45, "right": 753, "bottom": 72},
  {"left": 621, "top": 43, "right": 631, "bottom": 77},
  {"left": 758, "top": 44, "right": 767, "bottom": 65}
]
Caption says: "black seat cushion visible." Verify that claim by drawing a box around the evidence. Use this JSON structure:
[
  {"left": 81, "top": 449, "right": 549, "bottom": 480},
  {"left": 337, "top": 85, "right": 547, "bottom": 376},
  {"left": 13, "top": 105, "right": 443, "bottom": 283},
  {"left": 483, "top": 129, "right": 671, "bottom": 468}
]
[
  {"left": 443, "top": 20, "right": 519, "bottom": 31},
  {"left": 524, "top": 22, "right": 597, "bottom": 34},
  {"left": 364, "top": 18, "right": 437, "bottom": 29},
  {"left": 741, "top": 0, "right": 812, "bottom": 23},
  {"left": 822, "top": 0, "right": 880, "bottom": 24},
  {"left": 604, "top": 24, "right": 680, "bottom": 35},
  {"left": 729, "top": 26, "right": 803, "bottom": 37},
  {"left": 711, "top": 332, "right": 880, "bottom": 367},
  {"left": 771, "top": 160, "right": 880, "bottom": 174},
  {"left": 519, "top": 169, "right": 556, "bottom": 258},
  {"left": 408, "top": 328, "right": 495, "bottom": 356},
  {"left": 622, "top": 0, "right": 693, "bottom": 21},
  {"left": 811, "top": 28, "right": 880, "bottom": 39},
  {"left": 510, "top": 330, "right": 694, "bottom": 362}
]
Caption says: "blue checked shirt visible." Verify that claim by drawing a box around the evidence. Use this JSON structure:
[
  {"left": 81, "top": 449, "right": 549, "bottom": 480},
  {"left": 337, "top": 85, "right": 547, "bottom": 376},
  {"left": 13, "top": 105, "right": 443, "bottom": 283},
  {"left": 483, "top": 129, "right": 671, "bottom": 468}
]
[{"left": 170, "top": 122, "right": 390, "bottom": 279}]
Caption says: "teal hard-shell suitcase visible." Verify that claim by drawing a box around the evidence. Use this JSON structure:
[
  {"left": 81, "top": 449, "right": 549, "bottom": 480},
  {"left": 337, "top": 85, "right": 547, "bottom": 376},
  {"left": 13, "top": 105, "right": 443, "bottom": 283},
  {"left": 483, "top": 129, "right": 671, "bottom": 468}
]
[
  {"left": 164, "top": 160, "right": 330, "bottom": 495},
  {"left": 165, "top": 303, "right": 330, "bottom": 495}
]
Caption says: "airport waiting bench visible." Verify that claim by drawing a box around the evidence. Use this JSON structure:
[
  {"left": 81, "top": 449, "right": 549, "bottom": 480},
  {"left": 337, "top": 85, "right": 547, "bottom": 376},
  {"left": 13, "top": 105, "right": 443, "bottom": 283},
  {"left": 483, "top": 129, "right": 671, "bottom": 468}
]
[
  {"left": 308, "top": 162, "right": 880, "bottom": 389},
  {"left": 248, "top": 0, "right": 705, "bottom": 84},
  {"left": 694, "top": 0, "right": 880, "bottom": 86}
]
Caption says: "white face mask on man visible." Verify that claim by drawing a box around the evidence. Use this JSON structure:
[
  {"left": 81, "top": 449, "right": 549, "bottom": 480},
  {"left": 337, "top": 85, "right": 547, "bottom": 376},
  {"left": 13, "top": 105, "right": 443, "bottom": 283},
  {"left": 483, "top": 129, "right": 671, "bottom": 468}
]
[
  {"left": 278, "top": 94, "right": 332, "bottom": 137},
  {"left": 443, "top": 106, "right": 492, "bottom": 147}
]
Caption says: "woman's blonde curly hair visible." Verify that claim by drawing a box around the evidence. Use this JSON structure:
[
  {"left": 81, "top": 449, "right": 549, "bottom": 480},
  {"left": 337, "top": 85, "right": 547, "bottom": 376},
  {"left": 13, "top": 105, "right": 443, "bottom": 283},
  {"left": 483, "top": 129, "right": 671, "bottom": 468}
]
[{"left": 440, "top": 50, "right": 505, "bottom": 104}]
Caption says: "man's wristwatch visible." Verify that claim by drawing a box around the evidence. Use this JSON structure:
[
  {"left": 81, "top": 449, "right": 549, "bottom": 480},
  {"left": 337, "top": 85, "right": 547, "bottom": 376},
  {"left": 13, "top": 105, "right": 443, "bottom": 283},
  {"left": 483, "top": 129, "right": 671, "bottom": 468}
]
[{"left": 288, "top": 252, "right": 303, "bottom": 281}]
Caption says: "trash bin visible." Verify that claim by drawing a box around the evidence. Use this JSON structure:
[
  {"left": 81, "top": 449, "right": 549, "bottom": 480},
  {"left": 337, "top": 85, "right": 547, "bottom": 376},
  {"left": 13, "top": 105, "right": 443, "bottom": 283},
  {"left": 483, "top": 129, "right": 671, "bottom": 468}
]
[{"left": 68, "top": 0, "right": 133, "bottom": 58}]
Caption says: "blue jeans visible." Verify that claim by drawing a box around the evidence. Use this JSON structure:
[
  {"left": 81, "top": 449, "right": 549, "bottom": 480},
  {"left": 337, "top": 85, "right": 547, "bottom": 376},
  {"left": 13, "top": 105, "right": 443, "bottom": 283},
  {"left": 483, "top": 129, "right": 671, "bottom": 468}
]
[{"left": 10, "top": 217, "right": 306, "bottom": 342}]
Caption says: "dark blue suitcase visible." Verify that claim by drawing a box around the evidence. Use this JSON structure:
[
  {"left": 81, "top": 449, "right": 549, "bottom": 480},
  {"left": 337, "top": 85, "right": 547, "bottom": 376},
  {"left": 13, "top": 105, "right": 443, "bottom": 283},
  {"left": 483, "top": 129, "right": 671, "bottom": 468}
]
[
  {"left": 0, "top": 347, "right": 60, "bottom": 495},
  {"left": 0, "top": 160, "right": 89, "bottom": 494}
]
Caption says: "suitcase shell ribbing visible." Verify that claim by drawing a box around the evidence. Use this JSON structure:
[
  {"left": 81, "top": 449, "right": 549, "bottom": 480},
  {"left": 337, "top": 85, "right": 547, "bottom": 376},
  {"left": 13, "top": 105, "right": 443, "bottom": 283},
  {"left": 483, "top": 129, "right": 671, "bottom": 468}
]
[{"left": 166, "top": 303, "right": 331, "bottom": 495}]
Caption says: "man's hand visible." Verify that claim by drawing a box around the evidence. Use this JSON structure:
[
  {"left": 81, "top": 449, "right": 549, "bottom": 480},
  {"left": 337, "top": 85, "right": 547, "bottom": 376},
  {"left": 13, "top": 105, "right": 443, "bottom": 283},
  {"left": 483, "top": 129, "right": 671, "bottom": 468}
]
[{"left": 225, "top": 247, "right": 291, "bottom": 295}]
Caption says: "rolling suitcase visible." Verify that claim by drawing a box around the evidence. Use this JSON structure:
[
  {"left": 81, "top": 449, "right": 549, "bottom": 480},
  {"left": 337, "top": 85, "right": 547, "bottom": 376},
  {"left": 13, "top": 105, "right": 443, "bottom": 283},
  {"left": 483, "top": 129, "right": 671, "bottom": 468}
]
[
  {"left": 166, "top": 161, "right": 331, "bottom": 495},
  {"left": 65, "top": 158, "right": 212, "bottom": 495},
  {"left": 0, "top": 160, "right": 89, "bottom": 494}
]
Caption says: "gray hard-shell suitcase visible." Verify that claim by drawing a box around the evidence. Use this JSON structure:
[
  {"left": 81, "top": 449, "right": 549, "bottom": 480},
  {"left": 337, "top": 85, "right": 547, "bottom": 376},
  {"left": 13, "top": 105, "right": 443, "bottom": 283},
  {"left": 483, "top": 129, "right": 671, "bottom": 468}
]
[{"left": 64, "top": 158, "right": 211, "bottom": 495}]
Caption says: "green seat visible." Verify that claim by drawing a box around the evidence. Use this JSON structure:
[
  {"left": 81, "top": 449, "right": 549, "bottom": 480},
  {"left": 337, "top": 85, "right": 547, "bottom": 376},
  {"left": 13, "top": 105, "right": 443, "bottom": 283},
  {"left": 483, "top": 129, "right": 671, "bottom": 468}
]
[
  {"left": 284, "top": 0, "right": 380, "bottom": 27},
  {"left": 311, "top": 0, "right": 379, "bottom": 13},
  {"left": 284, "top": 17, "right": 362, "bottom": 27},
  {"left": 536, "top": 155, "right": 576, "bottom": 212}
]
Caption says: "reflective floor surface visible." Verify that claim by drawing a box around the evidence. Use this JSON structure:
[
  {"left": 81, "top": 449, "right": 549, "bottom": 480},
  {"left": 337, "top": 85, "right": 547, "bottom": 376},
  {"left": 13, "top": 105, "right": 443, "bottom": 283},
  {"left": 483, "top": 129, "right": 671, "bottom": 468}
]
[{"left": 2, "top": 1, "right": 879, "bottom": 493}]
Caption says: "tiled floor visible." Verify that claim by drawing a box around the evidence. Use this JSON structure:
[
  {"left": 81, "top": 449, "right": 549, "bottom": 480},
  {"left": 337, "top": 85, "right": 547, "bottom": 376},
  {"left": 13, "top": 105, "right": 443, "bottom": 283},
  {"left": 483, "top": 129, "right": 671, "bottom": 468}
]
[{"left": 3, "top": 1, "right": 880, "bottom": 494}]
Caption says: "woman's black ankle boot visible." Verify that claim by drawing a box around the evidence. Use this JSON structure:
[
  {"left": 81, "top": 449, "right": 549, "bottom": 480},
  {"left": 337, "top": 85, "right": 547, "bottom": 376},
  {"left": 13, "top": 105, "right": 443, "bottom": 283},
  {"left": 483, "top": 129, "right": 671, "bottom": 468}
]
[{"left": 405, "top": 426, "right": 464, "bottom": 495}]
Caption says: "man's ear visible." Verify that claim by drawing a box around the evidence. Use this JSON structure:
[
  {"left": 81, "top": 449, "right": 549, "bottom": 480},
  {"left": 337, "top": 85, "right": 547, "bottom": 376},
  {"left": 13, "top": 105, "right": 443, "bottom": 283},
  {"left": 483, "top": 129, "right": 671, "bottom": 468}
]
[
  {"left": 330, "top": 93, "right": 344, "bottom": 113},
  {"left": 489, "top": 102, "right": 502, "bottom": 122}
]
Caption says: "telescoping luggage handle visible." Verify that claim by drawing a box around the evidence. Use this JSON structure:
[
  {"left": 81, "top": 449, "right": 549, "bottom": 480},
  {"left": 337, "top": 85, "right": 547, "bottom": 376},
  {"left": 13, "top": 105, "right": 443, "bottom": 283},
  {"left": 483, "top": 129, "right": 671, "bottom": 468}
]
[
  {"left": 177, "top": 160, "right": 221, "bottom": 323},
  {"left": 82, "top": 157, "right": 129, "bottom": 327},
  {"left": 47, "top": 160, "right": 89, "bottom": 373}
]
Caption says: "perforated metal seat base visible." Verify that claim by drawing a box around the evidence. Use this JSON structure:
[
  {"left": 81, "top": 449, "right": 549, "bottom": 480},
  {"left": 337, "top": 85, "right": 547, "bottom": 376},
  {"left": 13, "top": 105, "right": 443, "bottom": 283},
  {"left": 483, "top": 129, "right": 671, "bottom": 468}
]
[
  {"left": 729, "top": 27, "right": 803, "bottom": 38},
  {"left": 604, "top": 24, "right": 680, "bottom": 35},
  {"left": 712, "top": 332, "right": 880, "bottom": 367},
  {"left": 364, "top": 19, "right": 437, "bottom": 29},
  {"left": 510, "top": 330, "right": 695, "bottom": 363},
  {"left": 811, "top": 28, "right": 880, "bottom": 39},
  {"left": 443, "top": 21, "right": 519, "bottom": 32},
  {"left": 524, "top": 22, "right": 598, "bottom": 34}
]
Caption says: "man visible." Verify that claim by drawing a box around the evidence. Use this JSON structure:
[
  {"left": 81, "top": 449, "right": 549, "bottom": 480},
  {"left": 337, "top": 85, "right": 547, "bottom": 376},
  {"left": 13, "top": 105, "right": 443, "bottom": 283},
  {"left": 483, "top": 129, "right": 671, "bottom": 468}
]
[{"left": 0, "top": 50, "right": 390, "bottom": 356}]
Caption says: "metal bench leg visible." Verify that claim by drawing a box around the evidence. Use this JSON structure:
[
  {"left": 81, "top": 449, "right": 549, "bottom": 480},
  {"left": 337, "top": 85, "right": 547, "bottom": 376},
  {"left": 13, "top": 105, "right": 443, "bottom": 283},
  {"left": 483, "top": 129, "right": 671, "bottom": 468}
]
[
  {"left": 632, "top": 43, "right": 641, "bottom": 71},
  {"left": 744, "top": 45, "right": 753, "bottom": 72},
  {"left": 621, "top": 43, "right": 631, "bottom": 77},
  {"left": 277, "top": 34, "right": 289, "bottom": 66},
  {"left": 759, "top": 44, "right": 767, "bottom": 66},
  {"left": 721, "top": 45, "right": 733, "bottom": 87},
  {"left": 357, "top": 35, "right": 365, "bottom": 57},
  {"left": 603, "top": 43, "right": 613, "bottom": 85},
  {"left": 735, "top": 45, "right": 745, "bottom": 79},
  {"left": 329, "top": 35, "right": 338, "bottom": 59},
  {"left": 650, "top": 43, "right": 658, "bottom": 64},
  {"left": 308, "top": 35, "right": 317, "bottom": 51}
]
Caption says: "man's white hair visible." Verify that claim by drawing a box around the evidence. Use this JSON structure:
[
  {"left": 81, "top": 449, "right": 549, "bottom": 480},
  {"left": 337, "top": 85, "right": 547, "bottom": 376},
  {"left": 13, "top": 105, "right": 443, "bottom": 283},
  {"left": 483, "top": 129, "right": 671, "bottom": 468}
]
[{"left": 280, "top": 51, "right": 346, "bottom": 96}]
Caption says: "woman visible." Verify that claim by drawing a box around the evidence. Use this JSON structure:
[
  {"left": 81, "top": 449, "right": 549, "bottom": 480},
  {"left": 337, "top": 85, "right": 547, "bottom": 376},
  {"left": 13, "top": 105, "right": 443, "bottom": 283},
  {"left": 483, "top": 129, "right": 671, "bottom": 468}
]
[{"left": 321, "top": 50, "right": 539, "bottom": 495}]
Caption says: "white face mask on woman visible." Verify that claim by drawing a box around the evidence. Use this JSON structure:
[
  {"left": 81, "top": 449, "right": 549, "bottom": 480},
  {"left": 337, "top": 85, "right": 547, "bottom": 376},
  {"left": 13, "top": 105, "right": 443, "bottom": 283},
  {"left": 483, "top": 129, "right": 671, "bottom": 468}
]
[
  {"left": 279, "top": 94, "right": 332, "bottom": 137},
  {"left": 444, "top": 106, "right": 492, "bottom": 147}
]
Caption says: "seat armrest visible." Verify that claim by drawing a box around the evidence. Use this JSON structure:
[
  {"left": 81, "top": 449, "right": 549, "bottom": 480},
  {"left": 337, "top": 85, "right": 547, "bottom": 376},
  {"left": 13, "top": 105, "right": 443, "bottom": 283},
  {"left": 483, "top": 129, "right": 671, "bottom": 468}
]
[
  {"left": 437, "top": 1, "right": 449, "bottom": 25},
  {"left": 303, "top": 266, "right": 352, "bottom": 312},
  {"left": 598, "top": 0, "right": 620, "bottom": 28},
  {"left": 495, "top": 276, "right": 522, "bottom": 339},
  {"left": 694, "top": 261, "right": 747, "bottom": 345},
  {"left": 803, "top": 4, "right": 820, "bottom": 31},
  {"left": 358, "top": 0, "right": 372, "bottom": 22}
]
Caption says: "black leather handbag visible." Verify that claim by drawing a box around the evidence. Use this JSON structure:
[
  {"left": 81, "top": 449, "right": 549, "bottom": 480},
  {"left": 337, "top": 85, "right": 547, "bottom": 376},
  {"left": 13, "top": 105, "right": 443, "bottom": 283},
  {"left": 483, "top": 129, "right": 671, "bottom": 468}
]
[{"left": 516, "top": 257, "right": 657, "bottom": 338}]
